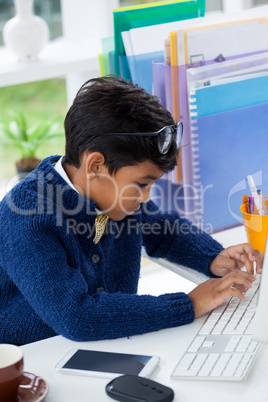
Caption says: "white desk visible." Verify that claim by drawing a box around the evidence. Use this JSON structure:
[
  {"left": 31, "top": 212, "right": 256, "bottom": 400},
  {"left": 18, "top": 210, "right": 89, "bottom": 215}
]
[{"left": 21, "top": 226, "right": 268, "bottom": 402}]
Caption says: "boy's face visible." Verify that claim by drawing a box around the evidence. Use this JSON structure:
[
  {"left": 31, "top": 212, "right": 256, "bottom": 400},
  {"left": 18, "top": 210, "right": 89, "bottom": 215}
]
[{"left": 93, "top": 160, "right": 164, "bottom": 221}]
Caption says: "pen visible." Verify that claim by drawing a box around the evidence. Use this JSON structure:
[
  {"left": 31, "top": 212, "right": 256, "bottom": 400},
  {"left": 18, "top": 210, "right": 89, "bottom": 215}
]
[
  {"left": 247, "top": 175, "right": 268, "bottom": 215},
  {"left": 257, "top": 189, "right": 267, "bottom": 215},
  {"left": 248, "top": 196, "right": 254, "bottom": 214}
]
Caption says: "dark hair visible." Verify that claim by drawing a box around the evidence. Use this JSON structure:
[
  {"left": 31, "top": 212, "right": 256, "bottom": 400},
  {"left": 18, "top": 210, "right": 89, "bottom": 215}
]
[{"left": 64, "top": 75, "right": 177, "bottom": 174}]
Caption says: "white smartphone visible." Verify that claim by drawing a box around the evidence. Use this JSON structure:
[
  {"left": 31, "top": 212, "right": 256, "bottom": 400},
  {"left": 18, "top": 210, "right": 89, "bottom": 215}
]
[{"left": 55, "top": 349, "right": 160, "bottom": 379}]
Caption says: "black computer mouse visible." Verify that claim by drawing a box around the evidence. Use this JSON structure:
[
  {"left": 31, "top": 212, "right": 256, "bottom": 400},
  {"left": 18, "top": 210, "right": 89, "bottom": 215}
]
[{"left": 106, "top": 375, "right": 174, "bottom": 402}]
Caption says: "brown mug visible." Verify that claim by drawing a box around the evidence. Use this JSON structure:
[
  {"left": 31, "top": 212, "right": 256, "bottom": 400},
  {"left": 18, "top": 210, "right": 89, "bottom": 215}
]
[{"left": 0, "top": 344, "right": 24, "bottom": 402}]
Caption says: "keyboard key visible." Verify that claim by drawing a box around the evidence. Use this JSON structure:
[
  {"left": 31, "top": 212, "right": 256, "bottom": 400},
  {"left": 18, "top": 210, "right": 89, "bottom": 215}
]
[
  {"left": 247, "top": 340, "right": 258, "bottom": 353},
  {"left": 199, "top": 354, "right": 219, "bottom": 377},
  {"left": 225, "top": 336, "right": 241, "bottom": 352},
  {"left": 199, "top": 325, "right": 213, "bottom": 335},
  {"left": 236, "top": 336, "right": 252, "bottom": 352},
  {"left": 174, "top": 353, "right": 207, "bottom": 376},
  {"left": 176, "top": 354, "right": 196, "bottom": 373},
  {"left": 210, "top": 354, "right": 231, "bottom": 377},
  {"left": 245, "top": 322, "right": 254, "bottom": 334},
  {"left": 190, "top": 354, "right": 208, "bottom": 376},
  {"left": 188, "top": 336, "right": 206, "bottom": 352},
  {"left": 203, "top": 341, "right": 214, "bottom": 348},
  {"left": 234, "top": 354, "right": 253, "bottom": 378},
  {"left": 211, "top": 323, "right": 226, "bottom": 334},
  {"left": 222, "top": 354, "right": 243, "bottom": 377}
]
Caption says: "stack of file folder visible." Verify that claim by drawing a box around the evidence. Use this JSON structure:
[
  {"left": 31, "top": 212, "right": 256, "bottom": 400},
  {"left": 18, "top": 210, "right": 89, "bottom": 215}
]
[
  {"left": 99, "top": 2, "right": 268, "bottom": 232},
  {"left": 99, "top": 0, "right": 206, "bottom": 88},
  {"left": 175, "top": 11, "right": 268, "bottom": 231}
]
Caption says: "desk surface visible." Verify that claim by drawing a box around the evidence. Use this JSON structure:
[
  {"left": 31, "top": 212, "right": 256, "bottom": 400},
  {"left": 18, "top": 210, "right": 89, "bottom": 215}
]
[{"left": 21, "top": 226, "right": 268, "bottom": 401}]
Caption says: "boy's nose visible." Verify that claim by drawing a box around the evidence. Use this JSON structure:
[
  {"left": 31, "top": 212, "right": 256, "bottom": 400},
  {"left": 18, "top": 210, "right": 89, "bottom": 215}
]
[{"left": 137, "top": 188, "right": 151, "bottom": 203}]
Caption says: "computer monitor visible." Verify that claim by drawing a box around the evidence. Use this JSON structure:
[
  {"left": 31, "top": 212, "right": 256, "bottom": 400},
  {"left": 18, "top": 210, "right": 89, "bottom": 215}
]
[{"left": 253, "top": 234, "right": 268, "bottom": 343}]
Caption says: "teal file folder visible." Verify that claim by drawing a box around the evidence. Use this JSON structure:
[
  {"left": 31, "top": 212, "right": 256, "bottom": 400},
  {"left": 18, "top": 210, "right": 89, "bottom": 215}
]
[{"left": 191, "top": 73, "right": 268, "bottom": 117}]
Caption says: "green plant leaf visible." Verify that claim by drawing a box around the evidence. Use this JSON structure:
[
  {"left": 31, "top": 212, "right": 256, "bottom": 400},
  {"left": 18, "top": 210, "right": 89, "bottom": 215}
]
[
  {"left": 0, "top": 123, "right": 20, "bottom": 143},
  {"left": 13, "top": 114, "right": 28, "bottom": 141},
  {"left": 44, "top": 132, "right": 64, "bottom": 140},
  {"left": 0, "top": 112, "right": 64, "bottom": 158},
  {"left": 9, "top": 121, "right": 21, "bottom": 137},
  {"left": 28, "top": 120, "right": 61, "bottom": 142},
  {"left": 27, "top": 121, "right": 49, "bottom": 141}
]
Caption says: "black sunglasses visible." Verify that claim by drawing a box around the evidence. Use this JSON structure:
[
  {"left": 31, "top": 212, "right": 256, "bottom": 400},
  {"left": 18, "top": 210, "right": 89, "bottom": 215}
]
[{"left": 79, "top": 122, "right": 183, "bottom": 155}]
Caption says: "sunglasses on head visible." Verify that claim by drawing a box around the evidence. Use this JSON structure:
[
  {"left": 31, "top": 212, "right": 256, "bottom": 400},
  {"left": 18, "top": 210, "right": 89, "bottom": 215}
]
[{"left": 79, "top": 122, "right": 183, "bottom": 155}]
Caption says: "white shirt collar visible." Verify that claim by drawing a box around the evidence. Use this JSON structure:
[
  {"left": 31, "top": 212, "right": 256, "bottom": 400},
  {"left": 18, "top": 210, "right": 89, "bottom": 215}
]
[
  {"left": 53, "top": 156, "right": 79, "bottom": 193},
  {"left": 53, "top": 156, "right": 102, "bottom": 215}
]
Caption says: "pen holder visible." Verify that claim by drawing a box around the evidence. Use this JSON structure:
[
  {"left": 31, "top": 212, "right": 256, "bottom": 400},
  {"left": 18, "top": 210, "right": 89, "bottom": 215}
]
[{"left": 240, "top": 195, "right": 268, "bottom": 255}]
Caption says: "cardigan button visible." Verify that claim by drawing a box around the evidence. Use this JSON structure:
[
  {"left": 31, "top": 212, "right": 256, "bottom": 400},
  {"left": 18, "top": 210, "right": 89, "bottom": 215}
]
[
  {"left": 97, "top": 287, "right": 105, "bottom": 293},
  {"left": 92, "top": 254, "right": 100, "bottom": 263}
]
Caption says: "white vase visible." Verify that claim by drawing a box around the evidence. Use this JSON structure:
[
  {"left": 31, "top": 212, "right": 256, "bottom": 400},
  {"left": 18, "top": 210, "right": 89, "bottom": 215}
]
[{"left": 3, "top": 0, "right": 49, "bottom": 61}]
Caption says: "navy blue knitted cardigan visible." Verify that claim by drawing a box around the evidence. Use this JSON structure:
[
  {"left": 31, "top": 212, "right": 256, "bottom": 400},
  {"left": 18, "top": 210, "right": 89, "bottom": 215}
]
[{"left": 0, "top": 156, "right": 223, "bottom": 345}]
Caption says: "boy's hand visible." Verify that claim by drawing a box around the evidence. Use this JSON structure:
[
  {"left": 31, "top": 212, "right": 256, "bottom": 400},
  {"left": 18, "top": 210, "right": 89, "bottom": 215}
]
[
  {"left": 188, "top": 271, "right": 256, "bottom": 318},
  {"left": 209, "top": 243, "right": 263, "bottom": 277}
]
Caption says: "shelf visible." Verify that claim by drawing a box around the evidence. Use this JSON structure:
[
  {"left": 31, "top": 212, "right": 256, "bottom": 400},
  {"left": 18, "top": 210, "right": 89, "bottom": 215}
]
[{"left": 0, "top": 37, "right": 101, "bottom": 87}]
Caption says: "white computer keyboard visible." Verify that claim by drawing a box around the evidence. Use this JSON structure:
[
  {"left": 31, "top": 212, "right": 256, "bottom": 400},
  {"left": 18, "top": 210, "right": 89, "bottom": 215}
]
[{"left": 172, "top": 275, "right": 261, "bottom": 381}]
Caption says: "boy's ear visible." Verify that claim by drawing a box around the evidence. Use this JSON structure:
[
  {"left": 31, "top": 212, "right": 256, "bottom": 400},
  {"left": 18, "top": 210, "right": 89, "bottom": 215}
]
[{"left": 85, "top": 152, "right": 105, "bottom": 179}]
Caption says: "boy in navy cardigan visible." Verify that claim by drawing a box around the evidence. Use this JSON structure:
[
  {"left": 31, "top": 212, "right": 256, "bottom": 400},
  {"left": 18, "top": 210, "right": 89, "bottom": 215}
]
[{"left": 0, "top": 76, "right": 262, "bottom": 345}]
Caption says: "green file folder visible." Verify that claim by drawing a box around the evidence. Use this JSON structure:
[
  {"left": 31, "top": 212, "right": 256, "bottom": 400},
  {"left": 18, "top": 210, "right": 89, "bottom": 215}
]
[{"left": 113, "top": 0, "right": 205, "bottom": 75}]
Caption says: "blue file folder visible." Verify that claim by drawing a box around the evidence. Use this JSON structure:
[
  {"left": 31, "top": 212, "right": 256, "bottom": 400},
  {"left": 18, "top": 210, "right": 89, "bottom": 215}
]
[
  {"left": 191, "top": 102, "right": 268, "bottom": 231},
  {"left": 127, "top": 51, "right": 163, "bottom": 93}
]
